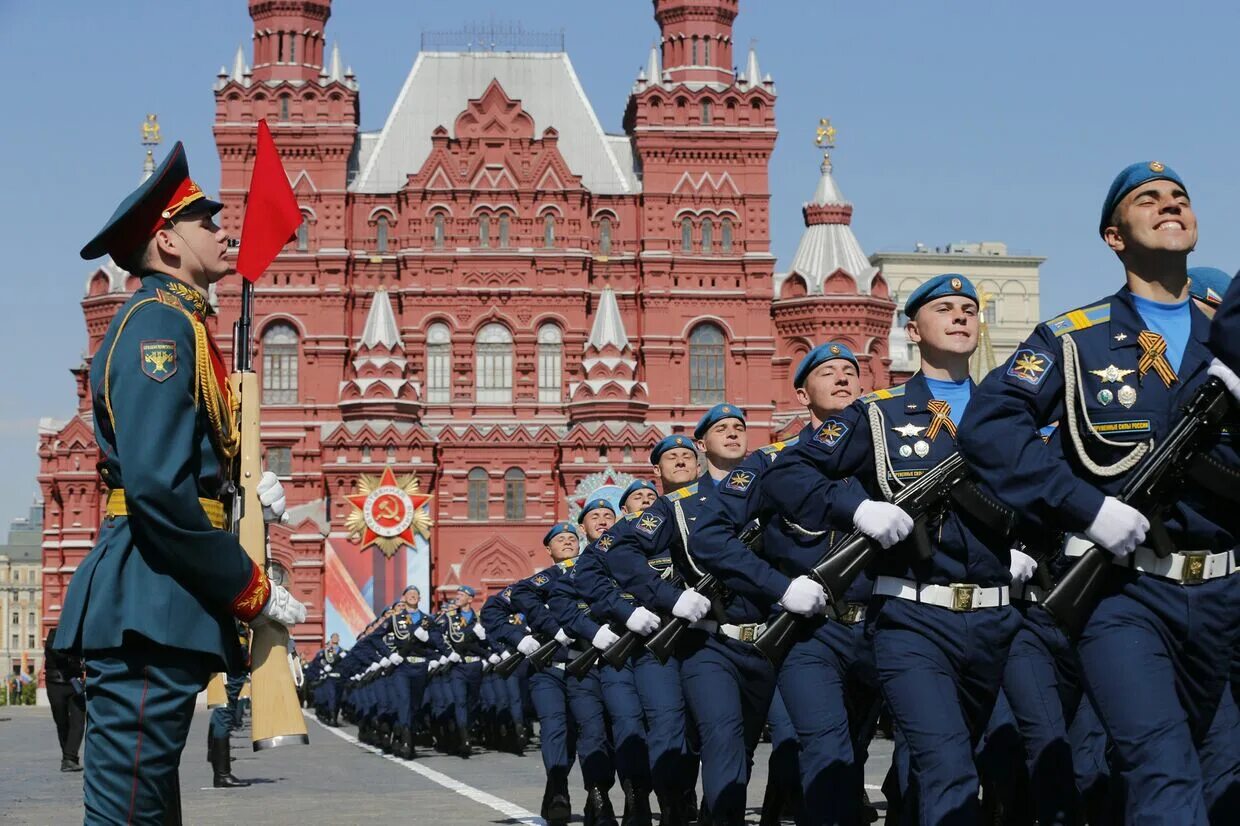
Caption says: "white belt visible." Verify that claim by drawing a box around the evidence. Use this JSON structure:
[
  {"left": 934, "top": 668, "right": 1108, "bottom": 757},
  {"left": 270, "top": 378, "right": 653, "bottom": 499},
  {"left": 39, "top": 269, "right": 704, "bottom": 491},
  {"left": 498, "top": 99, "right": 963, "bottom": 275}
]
[
  {"left": 405, "top": 656, "right": 426, "bottom": 664},
  {"left": 1010, "top": 583, "right": 1047, "bottom": 604},
  {"left": 463, "top": 656, "right": 483, "bottom": 663},
  {"left": 1064, "top": 535, "right": 1238, "bottom": 585},
  {"left": 690, "top": 619, "right": 767, "bottom": 643},
  {"left": 875, "top": 576, "right": 1010, "bottom": 611}
]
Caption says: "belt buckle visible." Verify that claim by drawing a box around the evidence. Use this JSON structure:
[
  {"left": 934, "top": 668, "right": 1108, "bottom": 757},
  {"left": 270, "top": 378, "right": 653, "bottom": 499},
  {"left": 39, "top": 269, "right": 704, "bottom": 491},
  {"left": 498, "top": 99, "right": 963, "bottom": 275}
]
[
  {"left": 738, "top": 624, "right": 756, "bottom": 643},
  {"left": 1181, "top": 551, "right": 1208, "bottom": 584},
  {"left": 841, "top": 604, "right": 861, "bottom": 624},
  {"left": 949, "top": 583, "right": 976, "bottom": 611}
]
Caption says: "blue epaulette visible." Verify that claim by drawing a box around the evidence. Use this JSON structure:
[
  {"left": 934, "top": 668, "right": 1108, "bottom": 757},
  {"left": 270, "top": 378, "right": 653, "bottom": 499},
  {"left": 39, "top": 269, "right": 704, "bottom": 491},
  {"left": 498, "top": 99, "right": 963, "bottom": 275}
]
[
  {"left": 664, "top": 482, "right": 698, "bottom": 502},
  {"left": 758, "top": 435, "right": 800, "bottom": 455},
  {"left": 859, "top": 385, "right": 907, "bottom": 404},
  {"left": 1045, "top": 302, "right": 1111, "bottom": 338}
]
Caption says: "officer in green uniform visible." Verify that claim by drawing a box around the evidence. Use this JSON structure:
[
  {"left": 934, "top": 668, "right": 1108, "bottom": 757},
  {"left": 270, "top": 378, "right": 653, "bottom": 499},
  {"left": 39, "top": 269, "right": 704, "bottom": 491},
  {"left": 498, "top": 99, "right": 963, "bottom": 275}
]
[{"left": 56, "top": 142, "right": 306, "bottom": 825}]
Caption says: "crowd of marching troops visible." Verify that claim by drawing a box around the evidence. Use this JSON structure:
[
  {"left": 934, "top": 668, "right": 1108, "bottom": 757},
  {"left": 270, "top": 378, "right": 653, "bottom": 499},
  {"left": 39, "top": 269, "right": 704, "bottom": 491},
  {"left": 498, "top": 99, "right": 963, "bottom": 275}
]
[{"left": 303, "top": 162, "right": 1239, "bottom": 826}]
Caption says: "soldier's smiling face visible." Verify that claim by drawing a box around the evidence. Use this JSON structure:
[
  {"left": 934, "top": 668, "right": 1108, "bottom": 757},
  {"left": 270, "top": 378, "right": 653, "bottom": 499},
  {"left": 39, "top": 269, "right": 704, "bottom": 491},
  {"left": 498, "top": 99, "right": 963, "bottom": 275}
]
[
  {"left": 580, "top": 507, "right": 616, "bottom": 541},
  {"left": 546, "top": 531, "right": 580, "bottom": 562},
  {"left": 1105, "top": 179, "right": 1197, "bottom": 257},
  {"left": 697, "top": 418, "right": 748, "bottom": 463},
  {"left": 657, "top": 447, "right": 699, "bottom": 488},
  {"left": 908, "top": 296, "right": 978, "bottom": 358},
  {"left": 796, "top": 359, "right": 861, "bottom": 416},
  {"left": 623, "top": 488, "right": 657, "bottom": 513}
]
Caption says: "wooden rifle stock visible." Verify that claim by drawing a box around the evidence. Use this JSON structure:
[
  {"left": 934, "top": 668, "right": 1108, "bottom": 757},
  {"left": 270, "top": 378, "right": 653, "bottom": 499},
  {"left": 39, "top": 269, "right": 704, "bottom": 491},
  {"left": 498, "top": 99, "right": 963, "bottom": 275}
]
[
  {"left": 206, "top": 673, "right": 227, "bottom": 709},
  {"left": 230, "top": 281, "right": 308, "bottom": 751}
]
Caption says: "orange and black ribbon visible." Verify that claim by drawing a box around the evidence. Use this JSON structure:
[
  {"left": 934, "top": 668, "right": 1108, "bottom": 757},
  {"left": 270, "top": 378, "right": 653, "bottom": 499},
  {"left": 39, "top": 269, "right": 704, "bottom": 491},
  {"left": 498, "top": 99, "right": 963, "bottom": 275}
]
[
  {"left": 1137, "top": 330, "right": 1178, "bottom": 388},
  {"left": 926, "top": 399, "right": 957, "bottom": 441}
]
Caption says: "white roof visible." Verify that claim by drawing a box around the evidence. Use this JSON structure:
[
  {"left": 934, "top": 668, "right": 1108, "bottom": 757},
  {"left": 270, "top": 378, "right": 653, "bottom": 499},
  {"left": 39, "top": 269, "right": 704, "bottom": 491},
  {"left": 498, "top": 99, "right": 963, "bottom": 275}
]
[
  {"left": 352, "top": 51, "right": 636, "bottom": 195},
  {"left": 780, "top": 157, "right": 880, "bottom": 296},
  {"left": 359, "top": 288, "right": 403, "bottom": 349},
  {"left": 586, "top": 287, "right": 630, "bottom": 351}
]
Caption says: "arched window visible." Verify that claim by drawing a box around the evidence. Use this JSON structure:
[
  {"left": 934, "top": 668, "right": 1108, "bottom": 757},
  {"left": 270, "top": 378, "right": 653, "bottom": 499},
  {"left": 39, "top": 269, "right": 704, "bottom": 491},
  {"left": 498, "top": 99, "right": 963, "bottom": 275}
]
[
  {"left": 279, "top": 94, "right": 291, "bottom": 122},
  {"left": 701, "top": 218, "right": 714, "bottom": 253},
  {"left": 478, "top": 214, "right": 491, "bottom": 248},
  {"left": 537, "top": 323, "right": 563, "bottom": 403},
  {"left": 543, "top": 214, "right": 556, "bottom": 248},
  {"left": 376, "top": 215, "right": 389, "bottom": 253},
  {"left": 681, "top": 217, "right": 693, "bottom": 252},
  {"left": 704, "top": 37, "right": 711, "bottom": 65},
  {"left": 689, "top": 323, "right": 726, "bottom": 404},
  {"left": 475, "top": 323, "right": 513, "bottom": 403},
  {"left": 467, "top": 468, "right": 489, "bottom": 521},
  {"left": 721, "top": 217, "right": 734, "bottom": 252},
  {"left": 691, "top": 36, "right": 699, "bottom": 65},
  {"left": 433, "top": 212, "right": 446, "bottom": 249},
  {"left": 701, "top": 100, "right": 712, "bottom": 125},
  {"left": 425, "top": 322, "right": 451, "bottom": 403},
  {"left": 598, "top": 216, "right": 613, "bottom": 255},
  {"left": 261, "top": 322, "right": 299, "bottom": 404},
  {"left": 504, "top": 468, "right": 526, "bottom": 520},
  {"left": 295, "top": 216, "right": 310, "bottom": 252},
  {"left": 498, "top": 213, "right": 511, "bottom": 248}
]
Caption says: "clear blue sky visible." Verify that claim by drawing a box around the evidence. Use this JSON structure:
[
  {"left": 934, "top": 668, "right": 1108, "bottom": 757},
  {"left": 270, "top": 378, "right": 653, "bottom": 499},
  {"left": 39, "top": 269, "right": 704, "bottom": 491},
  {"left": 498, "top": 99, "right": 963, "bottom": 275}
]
[{"left": 1, "top": 0, "right": 1237, "bottom": 530}]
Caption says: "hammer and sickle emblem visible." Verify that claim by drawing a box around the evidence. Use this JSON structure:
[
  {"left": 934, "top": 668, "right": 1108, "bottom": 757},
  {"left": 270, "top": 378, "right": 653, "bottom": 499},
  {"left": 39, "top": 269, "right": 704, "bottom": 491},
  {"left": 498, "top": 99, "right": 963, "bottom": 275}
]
[{"left": 376, "top": 498, "right": 401, "bottom": 521}]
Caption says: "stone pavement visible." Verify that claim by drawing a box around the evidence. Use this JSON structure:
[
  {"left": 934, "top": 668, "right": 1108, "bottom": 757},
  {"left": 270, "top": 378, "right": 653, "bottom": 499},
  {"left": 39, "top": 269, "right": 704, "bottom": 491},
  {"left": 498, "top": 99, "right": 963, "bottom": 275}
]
[{"left": 0, "top": 705, "right": 892, "bottom": 824}]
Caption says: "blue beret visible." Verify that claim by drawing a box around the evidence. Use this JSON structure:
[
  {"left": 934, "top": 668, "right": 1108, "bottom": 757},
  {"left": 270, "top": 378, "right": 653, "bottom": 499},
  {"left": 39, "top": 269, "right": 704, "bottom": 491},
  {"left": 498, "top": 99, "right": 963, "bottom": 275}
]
[
  {"left": 794, "top": 342, "right": 859, "bottom": 388},
  {"left": 619, "top": 479, "right": 658, "bottom": 507},
  {"left": 80, "top": 141, "right": 223, "bottom": 261},
  {"left": 457, "top": 585, "right": 476, "bottom": 596},
  {"left": 403, "top": 585, "right": 420, "bottom": 595},
  {"left": 693, "top": 403, "right": 746, "bottom": 440},
  {"left": 577, "top": 497, "right": 616, "bottom": 523},
  {"left": 542, "top": 521, "right": 578, "bottom": 546},
  {"left": 1188, "top": 266, "right": 1232, "bottom": 307},
  {"left": 904, "top": 273, "right": 978, "bottom": 318},
  {"left": 1099, "top": 161, "right": 1187, "bottom": 236},
  {"left": 650, "top": 434, "right": 695, "bottom": 464}
]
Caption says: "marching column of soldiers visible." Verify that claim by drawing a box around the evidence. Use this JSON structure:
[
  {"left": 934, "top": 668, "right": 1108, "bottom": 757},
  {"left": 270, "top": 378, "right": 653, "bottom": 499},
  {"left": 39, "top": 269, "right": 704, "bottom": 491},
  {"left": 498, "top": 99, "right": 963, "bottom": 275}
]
[{"left": 303, "top": 161, "right": 1239, "bottom": 826}]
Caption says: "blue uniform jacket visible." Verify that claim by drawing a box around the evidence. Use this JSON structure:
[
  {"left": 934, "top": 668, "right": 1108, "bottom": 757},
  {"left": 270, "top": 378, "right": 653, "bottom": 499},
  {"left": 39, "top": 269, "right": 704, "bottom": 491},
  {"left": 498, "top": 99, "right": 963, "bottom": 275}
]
[
  {"left": 767, "top": 372, "right": 1012, "bottom": 587},
  {"left": 394, "top": 609, "right": 446, "bottom": 660},
  {"left": 548, "top": 557, "right": 607, "bottom": 642},
  {"left": 509, "top": 561, "right": 577, "bottom": 662},
  {"left": 960, "top": 287, "right": 1239, "bottom": 550},
  {"left": 480, "top": 587, "right": 529, "bottom": 652},
  {"left": 439, "top": 608, "right": 490, "bottom": 658},
  {"left": 56, "top": 272, "right": 269, "bottom": 671},
  {"left": 573, "top": 531, "right": 639, "bottom": 626}
]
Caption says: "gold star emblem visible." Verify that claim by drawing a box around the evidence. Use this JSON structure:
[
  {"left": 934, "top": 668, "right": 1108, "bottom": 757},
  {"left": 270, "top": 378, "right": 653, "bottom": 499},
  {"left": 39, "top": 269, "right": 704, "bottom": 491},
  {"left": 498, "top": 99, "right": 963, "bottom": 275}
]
[
  {"left": 1010, "top": 351, "right": 1048, "bottom": 382},
  {"left": 597, "top": 535, "right": 614, "bottom": 550},
  {"left": 892, "top": 422, "right": 927, "bottom": 439},
  {"left": 820, "top": 422, "right": 843, "bottom": 441},
  {"left": 640, "top": 515, "right": 660, "bottom": 532}
]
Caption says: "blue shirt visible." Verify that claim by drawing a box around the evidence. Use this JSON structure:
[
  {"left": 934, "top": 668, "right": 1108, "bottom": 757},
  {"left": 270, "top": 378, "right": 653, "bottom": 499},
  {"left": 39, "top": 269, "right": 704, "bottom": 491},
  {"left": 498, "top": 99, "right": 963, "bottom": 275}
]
[
  {"left": 924, "top": 376, "right": 972, "bottom": 426},
  {"left": 1131, "top": 293, "right": 1191, "bottom": 373}
]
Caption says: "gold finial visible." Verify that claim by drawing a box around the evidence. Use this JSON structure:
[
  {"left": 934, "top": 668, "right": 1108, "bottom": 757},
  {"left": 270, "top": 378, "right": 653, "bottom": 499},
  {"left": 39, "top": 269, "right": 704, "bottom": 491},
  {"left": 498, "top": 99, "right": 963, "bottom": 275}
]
[
  {"left": 815, "top": 117, "right": 837, "bottom": 151},
  {"left": 141, "top": 114, "right": 162, "bottom": 146}
]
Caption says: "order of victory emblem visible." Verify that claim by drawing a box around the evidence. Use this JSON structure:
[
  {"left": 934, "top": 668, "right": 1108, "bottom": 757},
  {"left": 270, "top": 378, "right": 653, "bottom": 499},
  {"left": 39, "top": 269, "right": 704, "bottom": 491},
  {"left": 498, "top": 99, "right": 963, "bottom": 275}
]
[{"left": 346, "top": 465, "right": 433, "bottom": 558}]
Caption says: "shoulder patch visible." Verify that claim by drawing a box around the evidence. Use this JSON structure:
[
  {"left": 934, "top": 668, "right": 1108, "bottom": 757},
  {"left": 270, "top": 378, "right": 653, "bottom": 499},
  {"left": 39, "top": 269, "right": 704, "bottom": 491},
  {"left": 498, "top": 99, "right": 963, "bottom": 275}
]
[
  {"left": 812, "top": 418, "right": 850, "bottom": 450},
  {"left": 1046, "top": 303, "right": 1110, "bottom": 338},
  {"left": 1005, "top": 347, "right": 1055, "bottom": 387},
  {"left": 532, "top": 574, "right": 550, "bottom": 587},
  {"left": 501, "top": 587, "right": 512, "bottom": 600},
  {"left": 859, "top": 385, "right": 906, "bottom": 405},
  {"left": 140, "top": 340, "right": 178, "bottom": 382},
  {"left": 722, "top": 468, "right": 755, "bottom": 493},
  {"left": 636, "top": 512, "right": 665, "bottom": 536},
  {"left": 596, "top": 533, "right": 615, "bottom": 551}
]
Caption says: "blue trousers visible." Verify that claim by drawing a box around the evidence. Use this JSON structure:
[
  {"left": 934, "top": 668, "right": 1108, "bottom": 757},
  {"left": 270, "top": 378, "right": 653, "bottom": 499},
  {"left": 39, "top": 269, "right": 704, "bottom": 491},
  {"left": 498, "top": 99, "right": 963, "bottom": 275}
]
[
  {"left": 449, "top": 660, "right": 483, "bottom": 733},
  {"left": 777, "top": 618, "right": 879, "bottom": 825},
  {"left": 567, "top": 667, "right": 616, "bottom": 790},
  {"left": 1078, "top": 574, "right": 1240, "bottom": 825},
  {"left": 392, "top": 662, "right": 428, "bottom": 729},
  {"left": 428, "top": 672, "right": 453, "bottom": 727},
  {"left": 632, "top": 649, "right": 694, "bottom": 796},
  {"left": 83, "top": 641, "right": 209, "bottom": 826},
  {"left": 765, "top": 688, "right": 805, "bottom": 820},
  {"left": 599, "top": 659, "right": 652, "bottom": 788},
  {"left": 872, "top": 598, "right": 1021, "bottom": 826},
  {"left": 680, "top": 632, "right": 777, "bottom": 820},
  {"left": 503, "top": 668, "right": 526, "bottom": 728},
  {"left": 529, "top": 667, "right": 577, "bottom": 782}
]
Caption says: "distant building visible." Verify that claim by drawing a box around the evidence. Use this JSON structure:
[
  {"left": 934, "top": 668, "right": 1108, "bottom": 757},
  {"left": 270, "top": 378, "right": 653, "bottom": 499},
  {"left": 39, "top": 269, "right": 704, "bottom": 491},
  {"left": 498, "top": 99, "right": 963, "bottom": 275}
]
[
  {"left": 870, "top": 242, "right": 1044, "bottom": 383},
  {"left": 1, "top": 498, "right": 44, "bottom": 680}
]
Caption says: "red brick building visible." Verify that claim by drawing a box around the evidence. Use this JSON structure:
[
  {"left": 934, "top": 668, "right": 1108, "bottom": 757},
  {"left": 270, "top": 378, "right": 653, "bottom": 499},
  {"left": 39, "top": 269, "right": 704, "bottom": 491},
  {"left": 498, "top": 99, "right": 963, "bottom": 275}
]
[{"left": 39, "top": 0, "right": 894, "bottom": 650}]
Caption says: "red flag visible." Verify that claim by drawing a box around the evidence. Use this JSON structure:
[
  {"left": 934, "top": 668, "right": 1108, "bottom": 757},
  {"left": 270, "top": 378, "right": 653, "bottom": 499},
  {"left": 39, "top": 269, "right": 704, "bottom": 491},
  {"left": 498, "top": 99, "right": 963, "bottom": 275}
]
[{"left": 235, "top": 120, "right": 302, "bottom": 283}]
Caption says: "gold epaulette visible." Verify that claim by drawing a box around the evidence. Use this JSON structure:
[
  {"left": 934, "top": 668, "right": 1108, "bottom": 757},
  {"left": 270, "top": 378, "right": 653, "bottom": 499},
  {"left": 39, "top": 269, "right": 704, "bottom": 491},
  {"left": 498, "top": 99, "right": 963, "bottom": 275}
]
[{"left": 759, "top": 435, "right": 799, "bottom": 455}]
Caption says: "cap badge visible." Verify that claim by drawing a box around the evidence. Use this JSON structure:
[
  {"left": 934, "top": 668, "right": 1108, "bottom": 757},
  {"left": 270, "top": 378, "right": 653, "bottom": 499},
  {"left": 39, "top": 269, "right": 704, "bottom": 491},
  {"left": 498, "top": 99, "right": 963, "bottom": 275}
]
[
  {"left": 950, "top": 277, "right": 963, "bottom": 291},
  {"left": 829, "top": 345, "right": 840, "bottom": 354},
  {"left": 1149, "top": 161, "right": 1165, "bottom": 173}
]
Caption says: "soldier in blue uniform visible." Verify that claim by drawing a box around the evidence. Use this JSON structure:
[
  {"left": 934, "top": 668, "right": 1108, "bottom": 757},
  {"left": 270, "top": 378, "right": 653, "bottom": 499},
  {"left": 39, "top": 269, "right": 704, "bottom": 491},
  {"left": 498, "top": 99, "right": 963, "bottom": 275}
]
[
  {"left": 56, "top": 142, "right": 305, "bottom": 824},
  {"left": 696, "top": 341, "right": 880, "bottom": 825},
  {"left": 480, "top": 585, "right": 534, "bottom": 754},
  {"left": 960, "top": 162, "right": 1240, "bottom": 824},
  {"left": 390, "top": 586, "right": 446, "bottom": 759},
  {"left": 550, "top": 497, "right": 654, "bottom": 825},
  {"left": 207, "top": 622, "right": 252, "bottom": 789},
  {"left": 1188, "top": 266, "right": 1232, "bottom": 316},
  {"left": 510, "top": 522, "right": 618, "bottom": 826},
  {"left": 440, "top": 585, "right": 489, "bottom": 756}
]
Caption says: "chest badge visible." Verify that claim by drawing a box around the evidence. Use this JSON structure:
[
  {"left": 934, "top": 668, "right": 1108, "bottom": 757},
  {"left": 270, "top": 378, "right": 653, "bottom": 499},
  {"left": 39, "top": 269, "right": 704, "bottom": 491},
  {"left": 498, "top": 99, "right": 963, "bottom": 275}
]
[
  {"left": 913, "top": 440, "right": 931, "bottom": 458},
  {"left": 1090, "top": 365, "right": 1135, "bottom": 384},
  {"left": 892, "top": 422, "right": 926, "bottom": 439},
  {"left": 1097, "top": 389, "right": 1114, "bottom": 406},
  {"left": 1117, "top": 385, "right": 1137, "bottom": 408},
  {"left": 1114, "top": 333, "right": 1128, "bottom": 342},
  {"left": 899, "top": 444, "right": 913, "bottom": 458}
]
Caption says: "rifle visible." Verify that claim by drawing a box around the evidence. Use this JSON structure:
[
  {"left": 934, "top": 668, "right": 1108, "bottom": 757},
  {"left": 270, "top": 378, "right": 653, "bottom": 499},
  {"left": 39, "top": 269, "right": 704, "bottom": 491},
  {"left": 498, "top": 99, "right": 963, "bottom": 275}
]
[
  {"left": 754, "top": 452, "right": 977, "bottom": 666},
  {"left": 567, "top": 623, "right": 625, "bottom": 677},
  {"left": 1044, "top": 378, "right": 1234, "bottom": 636},
  {"left": 494, "top": 637, "right": 559, "bottom": 678},
  {"left": 229, "top": 280, "right": 309, "bottom": 750}
]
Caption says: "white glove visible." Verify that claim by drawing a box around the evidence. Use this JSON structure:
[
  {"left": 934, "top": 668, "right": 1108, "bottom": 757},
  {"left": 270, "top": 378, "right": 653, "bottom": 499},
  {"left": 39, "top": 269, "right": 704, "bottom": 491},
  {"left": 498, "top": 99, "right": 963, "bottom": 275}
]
[
  {"left": 1009, "top": 548, "right": 1038, "bottom": 584},
  {"left": 517, "top": 635, "right": 541, "bottom": 656},
  {"left": 1085, "top": 496, "right": 1148, "bottom": 558},
  {"left": 487, "top": 653, "right": 502, "bottom": 665},
  {"left": 853, "top": 500, "right": 916, "bottom": 549},
  {"left": 448, "top": 651, "right": 462, "bottom": 663},
  {"left": 500, "top": 650, "right": 512, "bottom": 660},
  {"left": 389, "top": 652, "right": 403, "bottom": 666},
  {"left": 379, "top": 656, "right": 391, "bottom": 668},
  {"left": 625, "top": 606, "right": 661, "bottom": 636},
  {"left": 1208, "top": 358, "right": 1240, "bottom": 403},
  {"left": 413, "top": 626, "right": 429, "bottom": 643},
  {"left": 671, "top": 589, "right": 712, "bottom": 622},
  {"left": 554, "top": 629, "right": 572, "bottom": 647},
  {"left": 367, "top": 662, "right": 378, "bottom": 674},
  {"left": 256, "top": 584, "right": 306, "bottom": 628},
  {"left": 437, "top": 655, "right": 450, "bottom": 667},
  {"left": 258, "top": 470, "right": 287, "bottom": 524},
  {"left": 472, "top": 624, "right": 486, "bottom": 640},
  {"left": 591, "top": 625, "right": 621, "bottom": 651},
  {"left": 427, "top": 660, "right": 438, "bottom": 674},
  {"left": 778, "top": 575, "right": 828, "bottom": 617}
]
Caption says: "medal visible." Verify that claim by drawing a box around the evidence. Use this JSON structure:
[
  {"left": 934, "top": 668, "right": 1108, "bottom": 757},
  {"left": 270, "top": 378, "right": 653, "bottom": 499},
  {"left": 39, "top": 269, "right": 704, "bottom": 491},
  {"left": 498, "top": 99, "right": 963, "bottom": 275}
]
[
  {"left": 1118, "top": 385, "right": 1137, "bottom": 408},
  {"left": 913, "top": 440, "right": 930, "bottom": 458},
  {"left": 1097, "top": 389, "right": 1113, "bottom": 406},
  {"left": 899, "top": 444, "right": 913, "bottom": 458},
  {"left": 1089, "top": 364, "right": 1135, "bottom": 384}
]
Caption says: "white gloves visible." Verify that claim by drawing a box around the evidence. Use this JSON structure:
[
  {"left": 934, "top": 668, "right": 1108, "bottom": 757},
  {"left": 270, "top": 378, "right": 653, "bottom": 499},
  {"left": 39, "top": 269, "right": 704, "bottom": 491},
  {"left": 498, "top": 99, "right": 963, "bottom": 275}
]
[
  {"left": 1208, "top": 358, "right": 1240, "bottom": 403},
  {"left": 366, "top": 662, "right": 378, "bottom": 674},
  {"left": 672, "top": 589, "right": 712, "bottom": 622},
  {"left": 258, "top": 471, "right": 287, "bottom": 524},
  {"left": 389, "top": 653, "right": 404, "bottom": 667},
  {"left": 413, "top": 626, "right": 429, "bottom": 643},
  {"left": 437, "top": 655, "right": 450, "bottom": 668},
  {"left": 625, "top": 606, "right": 661, "bottom": 636},
  {"left": 487, "top": 653, "right": 502, "bottom": 665},
  {"left": 591, "top": 625, "right": 621, "bottom": 651},
  {"left": 554, "top": 629, "right": 572, "bottom": 647},
  {"left": 448, "top": 651, "right": 462, "bottom": 663},
  {"left": 500, "top": 650, "right": 512, "bottom": 660},
  {"left": 517, "top": 635, "right": 541, "bottom": 656},
  {"left": 379, "top": 656, "right": 391, "bottom": 668},
  {"left": 853, "top": 500, "right": 915, "bottom": 549},
  {"left": 778, "top": 575, "right": 828, "bottom": 617},
  {"left": 1009, "top": 548, "right": 1038, "bottom": 584},
  {"left": 1086, "top": 496, "right": 1148, "bottom": 558},
  {"left": 427, "top": 660, "right": 439, "bottom": 674},
  {"left": 472, "top": 624, "right": 486, "bottom": 640},
  {"left": 257, "top": 584, "right": 306, "bottom": 628}
]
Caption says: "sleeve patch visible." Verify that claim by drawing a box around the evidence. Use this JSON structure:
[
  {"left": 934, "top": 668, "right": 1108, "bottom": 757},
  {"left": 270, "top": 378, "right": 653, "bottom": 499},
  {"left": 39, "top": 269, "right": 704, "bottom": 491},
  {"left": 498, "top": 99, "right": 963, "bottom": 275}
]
[
  {"left": 723, "top": 468, "right": 755, "bottom": 493},
  {"left": 1005, "top": 347, "right": 1054, "bottom": 387},
  {"left": 140, "top": 340, "right": 178, "bottom": 382},
  {"left": 596, "top": 534, "right": 615, "bottom": 551},
  {"left": 532, "top": 574, "right": 550, "bottom": 587},
  {"left": 812, "top": 418, "right": 850, "bottom": 450},
  {"left": 636, "top": 513, "right": 665, "bottom": 536}
]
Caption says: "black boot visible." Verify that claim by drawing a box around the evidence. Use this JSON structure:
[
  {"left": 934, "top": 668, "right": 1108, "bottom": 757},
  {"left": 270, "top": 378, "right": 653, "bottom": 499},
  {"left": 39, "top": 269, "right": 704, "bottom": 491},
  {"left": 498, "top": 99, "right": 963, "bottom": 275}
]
[
  {"left": 60, "top": 756, "right": 83, "bottom": 773},
  {"left": 860, "top": 788, "right": 879, "bottom": 824},
  {"left": 211, "top": 737, "right": 250, "bottom": 789},
  {"left": 758, "top": 780, "right": 782, "bottom": 826},
  {"left": 585, "top": 786, "right": 619, "bottom": 826},
  {"left": 544, "top": 771, "right": 572, "bottom": 826},
  {"left": 622, "top": 780, "right": 653, "bottom": 826},
  {"left": 379, "top": 720, "right": 395, "bottom": 753},
  {"left": 456, "top": 724, "right": 472, "bottom": 757}
]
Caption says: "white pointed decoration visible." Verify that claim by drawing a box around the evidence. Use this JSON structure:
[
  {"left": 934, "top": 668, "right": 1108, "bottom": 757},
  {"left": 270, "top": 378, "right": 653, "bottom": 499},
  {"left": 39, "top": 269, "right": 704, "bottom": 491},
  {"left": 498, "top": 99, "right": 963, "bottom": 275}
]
[
  {"left": 329, "top": 41, "right": 342, "bottom": 81},
  {"left": 646, "top": 44, "right": 661, "bottom": 87},
  {"left": 233, "top": 45, "right": 246, "bottom": 82},
  {"left": 360, "top": 287, "right": 403, "bottom": 350},
  {"left": 746, "top": 45, "right": 761, "bottom": 89},
  {"left": 586, "top": 286, "right": 630, "bottom": 352},
  {"left": 140, "top": 150, "right": 155, "bottom": 184}
]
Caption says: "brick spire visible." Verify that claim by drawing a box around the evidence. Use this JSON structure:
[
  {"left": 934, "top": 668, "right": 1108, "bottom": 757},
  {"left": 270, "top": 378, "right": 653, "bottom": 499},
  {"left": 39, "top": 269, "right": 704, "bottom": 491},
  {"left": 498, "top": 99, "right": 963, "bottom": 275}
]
[
  {"left": 248, "top": 0, "right": 331, "bottom": 83},
  {"left": 652, "top": 0, "right": 738, "bottom": 85}
]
